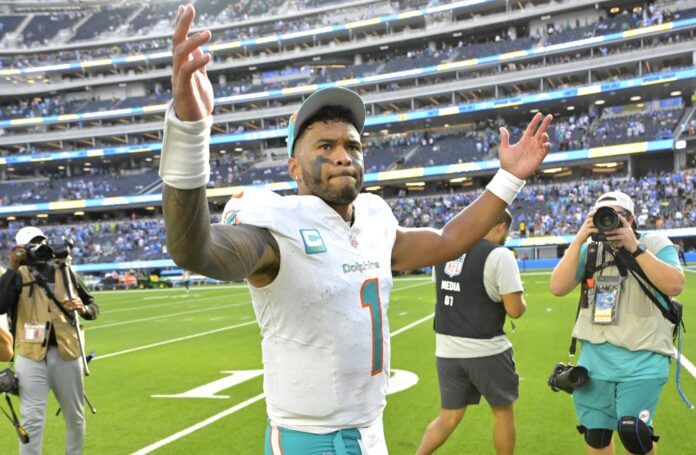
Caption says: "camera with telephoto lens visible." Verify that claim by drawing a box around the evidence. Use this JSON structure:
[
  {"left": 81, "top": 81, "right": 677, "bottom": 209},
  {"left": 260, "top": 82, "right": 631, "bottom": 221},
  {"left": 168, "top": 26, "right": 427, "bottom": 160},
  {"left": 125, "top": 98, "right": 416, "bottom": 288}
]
[
  {"left": 591, "top": 206, "right": 620, "bottom": 242},
  {"left": 547, "top": 363, "right": 590, "bottom": 394},
  {"left": 52, "top": 238, "right": 74, "bottom": 261},
  {"left": 0, "top": 368, "right": 19, "bottom": 395},
  {"left": 21, "top": 237, "right": 73, "bottom": 266},
  {"left": 21, "top": 242, "right": 54, "bottom": 266}
]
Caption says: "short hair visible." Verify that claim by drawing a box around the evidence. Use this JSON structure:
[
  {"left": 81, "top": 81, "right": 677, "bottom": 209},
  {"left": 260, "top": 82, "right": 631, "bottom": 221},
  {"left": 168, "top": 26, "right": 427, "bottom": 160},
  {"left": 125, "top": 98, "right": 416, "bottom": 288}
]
[
  {"left": 295, "top": 105, "right": 359, "bottom": 149},
  {"left": 496, "top": 209, "right": 513, "bottom": 228}
]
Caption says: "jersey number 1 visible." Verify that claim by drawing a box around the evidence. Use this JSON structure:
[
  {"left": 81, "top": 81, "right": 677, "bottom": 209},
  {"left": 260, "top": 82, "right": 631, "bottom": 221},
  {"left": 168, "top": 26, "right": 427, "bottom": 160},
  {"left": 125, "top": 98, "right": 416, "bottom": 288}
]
[{"left": 360, "top": 278, "right": 384, "bottom": 376}]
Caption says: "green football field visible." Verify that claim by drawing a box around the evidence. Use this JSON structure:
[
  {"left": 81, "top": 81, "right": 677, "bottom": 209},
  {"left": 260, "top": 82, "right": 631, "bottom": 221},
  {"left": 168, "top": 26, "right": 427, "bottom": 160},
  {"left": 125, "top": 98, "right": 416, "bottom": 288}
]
[{"left": 1, "top": 271, "right": 695, "bottom": 454}]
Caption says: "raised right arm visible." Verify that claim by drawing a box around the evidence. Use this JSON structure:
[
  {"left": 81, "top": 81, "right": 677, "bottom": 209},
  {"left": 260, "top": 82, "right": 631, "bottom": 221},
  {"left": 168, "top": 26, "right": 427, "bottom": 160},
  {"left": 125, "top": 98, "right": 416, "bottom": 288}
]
[
  {"left": 161, "top": 5, "right": 279, "bottom": 287},
  {"left": 163, "top": 185, "right": 279, "bottom": 286}
]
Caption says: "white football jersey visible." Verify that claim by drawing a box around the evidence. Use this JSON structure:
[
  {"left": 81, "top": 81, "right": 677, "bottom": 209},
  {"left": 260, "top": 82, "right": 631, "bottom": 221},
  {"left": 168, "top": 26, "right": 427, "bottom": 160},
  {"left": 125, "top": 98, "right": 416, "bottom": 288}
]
[{"left": 221, "top": 189, "right": 398, "bottom": 433}]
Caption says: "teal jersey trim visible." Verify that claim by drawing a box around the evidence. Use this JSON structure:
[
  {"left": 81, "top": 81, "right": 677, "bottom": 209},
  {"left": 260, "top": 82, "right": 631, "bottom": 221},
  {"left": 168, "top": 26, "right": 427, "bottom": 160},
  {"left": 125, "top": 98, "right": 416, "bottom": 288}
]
[{"left": 265, "top": 424, "right": 362, "bottom": 455}]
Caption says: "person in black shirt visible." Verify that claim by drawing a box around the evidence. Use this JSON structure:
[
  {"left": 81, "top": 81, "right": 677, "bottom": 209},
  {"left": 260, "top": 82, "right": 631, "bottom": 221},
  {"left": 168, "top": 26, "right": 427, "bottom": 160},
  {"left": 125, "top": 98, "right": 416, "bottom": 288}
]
[{"left": 417, "top": 210, "right": 526, "bottom": 455}]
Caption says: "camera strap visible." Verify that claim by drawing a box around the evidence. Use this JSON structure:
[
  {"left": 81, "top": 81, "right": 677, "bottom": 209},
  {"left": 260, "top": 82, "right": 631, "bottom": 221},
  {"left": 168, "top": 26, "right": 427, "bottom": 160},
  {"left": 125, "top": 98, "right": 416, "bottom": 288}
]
[
  {"left": 569, "top": 242, "right": 600, "bottom": 356},
  {"left": 614, "top": 248, "right": 693, "bottom": 410},
  {"left": 614, "top": 249, "right": 683, "bottom": 330},
  {"left": 30, "top": 270, "right": 75, "bottom": 323}
]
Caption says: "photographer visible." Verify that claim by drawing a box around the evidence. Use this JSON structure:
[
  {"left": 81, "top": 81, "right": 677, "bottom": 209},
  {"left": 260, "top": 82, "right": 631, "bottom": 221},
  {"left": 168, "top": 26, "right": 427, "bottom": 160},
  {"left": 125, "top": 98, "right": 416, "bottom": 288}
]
[
  {"left": 0, "top": 227, "right": 99, "bottom": 455},
  {"left": 550, "top": 192, "right": 684, "bottom": 455}
]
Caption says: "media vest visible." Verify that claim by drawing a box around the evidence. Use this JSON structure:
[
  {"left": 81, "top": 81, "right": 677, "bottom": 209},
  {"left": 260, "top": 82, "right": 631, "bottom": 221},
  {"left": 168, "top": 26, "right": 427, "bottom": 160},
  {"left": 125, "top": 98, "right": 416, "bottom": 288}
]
[
  {"left": 434, "top": 240, "right": 506, "bottom": 339},
  {"left": 572, "top": 234, "right": 676, "bottom": 357},
  {"left": 14, "top": 265, "right": 83, "bottom": 361}
]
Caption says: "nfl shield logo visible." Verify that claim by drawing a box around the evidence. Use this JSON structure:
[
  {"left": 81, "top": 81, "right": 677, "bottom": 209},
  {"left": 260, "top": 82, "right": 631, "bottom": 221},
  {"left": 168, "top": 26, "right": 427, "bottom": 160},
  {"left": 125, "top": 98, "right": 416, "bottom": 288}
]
[{"left": 444, "top": 257, "right": 465, "bottom": 278}]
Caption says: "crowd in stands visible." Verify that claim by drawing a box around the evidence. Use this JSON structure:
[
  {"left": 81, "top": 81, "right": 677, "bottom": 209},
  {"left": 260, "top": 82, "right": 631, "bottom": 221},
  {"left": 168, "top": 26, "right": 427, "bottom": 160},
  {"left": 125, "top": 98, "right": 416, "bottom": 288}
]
[
  {"left": 1, "top": 170, "right": 692, "bottom": 265},
  {"left": 1, "top": 4, "right": 693, "bottom": 131},
  {"left": 0, "top": 169, "right": 158, "bottom": 205},
  {"left": 2, "top": 2, "right": 692, "bottom": 78},
  {"left": 0, "top": 217, "right": 170, "bottom": 264},
  {"left": 591, "top": 108, "right": 683, "bottom": 147},
  {"left": 2, "top": 0, "right": 378, "bottom": 58},
  {"left": 391, "top": 171, "right": 695, "bottom": 236},
  {"left": 0, "top": 96, "right": 687, "bottom": 205}
]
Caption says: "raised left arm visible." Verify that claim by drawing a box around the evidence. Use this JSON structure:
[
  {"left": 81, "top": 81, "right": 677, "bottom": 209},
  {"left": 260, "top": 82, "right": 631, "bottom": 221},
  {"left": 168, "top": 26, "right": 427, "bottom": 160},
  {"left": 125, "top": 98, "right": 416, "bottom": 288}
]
[
  {"left": 392, "top": 113, "right": 553, "bottom": 271},
  {"left": 392, "top": 191, "right": 507, "bottom": 271}
]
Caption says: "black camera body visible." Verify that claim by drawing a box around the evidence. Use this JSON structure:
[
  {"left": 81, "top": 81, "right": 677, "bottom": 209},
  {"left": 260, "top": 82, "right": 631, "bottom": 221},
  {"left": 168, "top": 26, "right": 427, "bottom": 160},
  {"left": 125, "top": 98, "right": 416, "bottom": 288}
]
[
  {"left": 0, "top": 368, "right": 19, "bottom": 395},
  {"left": 21, "top": 238, "right": 73, "bottom": 266},
  {"left": 591, "top": 206, "right": 620, "bottom": 242},
  {"left": 22, "top": 242, "right": 54, "bottom": 266},
  {"left": 547, "top": 363, "right": 590, "bottom": 394}
]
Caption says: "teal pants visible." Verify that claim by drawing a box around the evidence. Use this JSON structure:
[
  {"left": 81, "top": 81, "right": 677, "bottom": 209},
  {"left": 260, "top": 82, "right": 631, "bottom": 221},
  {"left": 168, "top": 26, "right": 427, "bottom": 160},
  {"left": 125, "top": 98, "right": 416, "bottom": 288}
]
[
  {"left": 573, "top": 377, "right": 666, "bottom": 429},
  {"left": 264, "top": 423, "right": 362, "bottom": 455}
]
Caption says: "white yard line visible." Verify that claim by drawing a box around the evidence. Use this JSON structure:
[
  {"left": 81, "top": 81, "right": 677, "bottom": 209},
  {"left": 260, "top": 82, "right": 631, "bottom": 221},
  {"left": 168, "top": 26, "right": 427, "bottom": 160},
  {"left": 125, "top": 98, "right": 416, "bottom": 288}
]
[
  {"left": 675, "top": 348, "right": 696, "bottom": 379},
  {"left": 130, "top": 310, "right": 435, "bottom": 454},
  {"left": 100, "top": 276, "right": 429, "bottom": 297},
  {"left": 87, "top": 302, "right": 251, "bottom": 330},
  {"left": 105, "top": 295, "right": 224, "bottom": 314},
  {"left": 96, "top": 280, "right": 429, "bottom": 359},
  {"left": 130, "top": 394, "right": 267, "bottom": 455},
  {"left": 93, "top": 321, "right": 257, "bottom": 361},
  {"left": 95, "top": 284, "right": 249, "bottom": 295},
  {"left": 391, "top": 313, "right": 434, "bottom": 337},
  {"left": 392, "top": 281, "right": 432, "bottom": 293}
]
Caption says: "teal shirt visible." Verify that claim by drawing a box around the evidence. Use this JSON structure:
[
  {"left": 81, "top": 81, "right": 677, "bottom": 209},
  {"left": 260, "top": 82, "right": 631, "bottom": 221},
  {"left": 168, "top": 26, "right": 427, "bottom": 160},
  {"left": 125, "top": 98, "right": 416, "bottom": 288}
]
[{"left": 574, "top": 235, "right": 681, "bottom": 381}]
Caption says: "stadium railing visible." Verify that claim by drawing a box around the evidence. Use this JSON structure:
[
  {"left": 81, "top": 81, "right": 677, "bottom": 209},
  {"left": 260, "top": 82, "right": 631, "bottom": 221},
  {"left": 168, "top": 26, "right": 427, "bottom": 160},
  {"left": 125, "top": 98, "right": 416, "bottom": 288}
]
[
  {"left": 0, "top": 67, "right": 691, "bottom": 167},
  {"left": 1, "top": 16, "right": 693, "bottom": 129},
  {"left": 0, "top": 0, "right": 495, "bottom": 76},
  {"left": 0, "top": 138, "right": 675, "bottom": 216},
  {"left": 0, "top": 0, "right": 385, "bottom": 54}
]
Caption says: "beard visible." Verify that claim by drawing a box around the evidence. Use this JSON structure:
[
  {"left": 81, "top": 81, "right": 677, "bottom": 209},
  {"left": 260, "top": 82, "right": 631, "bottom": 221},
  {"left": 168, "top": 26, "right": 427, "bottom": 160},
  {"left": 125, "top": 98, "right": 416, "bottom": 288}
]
[{"left": 302, "top": 165, "right": 363, "bottom": 205}]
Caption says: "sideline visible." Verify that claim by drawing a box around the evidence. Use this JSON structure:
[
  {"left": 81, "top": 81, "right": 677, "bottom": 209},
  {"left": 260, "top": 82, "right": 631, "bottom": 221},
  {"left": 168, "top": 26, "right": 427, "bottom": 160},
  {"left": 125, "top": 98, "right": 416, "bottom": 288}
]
[
  {"left": 96, "top": 280, "right": 430, "bottom": 360},
  {"left": 92, "top": 321, "right": 257, "bottom": 361},
  {"left": 87, "top": 301, "right": 251, "bottom": 330},
  {"left": 131, "top": 308, "right": 435, "bottom": 454},
  {"left": 97, "top": 275, "right": 434, "bottom": 296},
  {"left": 94, "top": 283, "right": 248, "bottom": 295},
  {"left": 676, "top": 349, "right": 696, "bottom": 379}
]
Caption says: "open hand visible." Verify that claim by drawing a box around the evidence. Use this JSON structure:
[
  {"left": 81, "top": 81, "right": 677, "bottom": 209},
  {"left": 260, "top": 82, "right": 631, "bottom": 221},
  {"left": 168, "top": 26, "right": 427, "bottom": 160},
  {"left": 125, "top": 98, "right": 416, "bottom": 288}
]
[
  {"left": 172, "top": 4, "right": 214, "bottom": 121},
  {"left": 498, "top": 113, "right": 553, "bottom": 179}
]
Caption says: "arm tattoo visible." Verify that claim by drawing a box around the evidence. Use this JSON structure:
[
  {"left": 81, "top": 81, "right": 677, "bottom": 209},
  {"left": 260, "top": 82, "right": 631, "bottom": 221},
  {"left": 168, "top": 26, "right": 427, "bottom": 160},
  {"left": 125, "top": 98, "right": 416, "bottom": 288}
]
[{"left": 162, "top": 185, "right": 280, "bottom": 282}]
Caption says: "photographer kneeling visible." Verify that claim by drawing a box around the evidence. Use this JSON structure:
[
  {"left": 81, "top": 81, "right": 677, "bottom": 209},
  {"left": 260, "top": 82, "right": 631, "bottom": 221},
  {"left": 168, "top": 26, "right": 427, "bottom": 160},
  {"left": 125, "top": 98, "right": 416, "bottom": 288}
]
[
  {"left": 550, "top": 192, "right": 684, "bottom": 455},
  {"left": 0, "top": 227, "right": 99, "bottom": 455}
]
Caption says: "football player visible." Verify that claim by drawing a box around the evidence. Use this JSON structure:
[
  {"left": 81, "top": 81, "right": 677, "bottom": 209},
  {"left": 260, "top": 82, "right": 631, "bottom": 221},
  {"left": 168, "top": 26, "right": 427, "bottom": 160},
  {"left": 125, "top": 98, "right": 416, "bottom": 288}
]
[{"left": 160, "top": 5, "right": 552, "bottom": 454}]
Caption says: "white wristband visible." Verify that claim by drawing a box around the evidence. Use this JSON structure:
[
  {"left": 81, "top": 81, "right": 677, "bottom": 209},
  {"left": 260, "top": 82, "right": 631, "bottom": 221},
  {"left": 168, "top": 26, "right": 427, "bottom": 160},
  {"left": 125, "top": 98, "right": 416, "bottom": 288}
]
[
  {"left": 486, "top": 169, "right": 525, "bottom": 205},
  {"left": 158, "top": 100, "right": 213, "bottom": 189}
]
